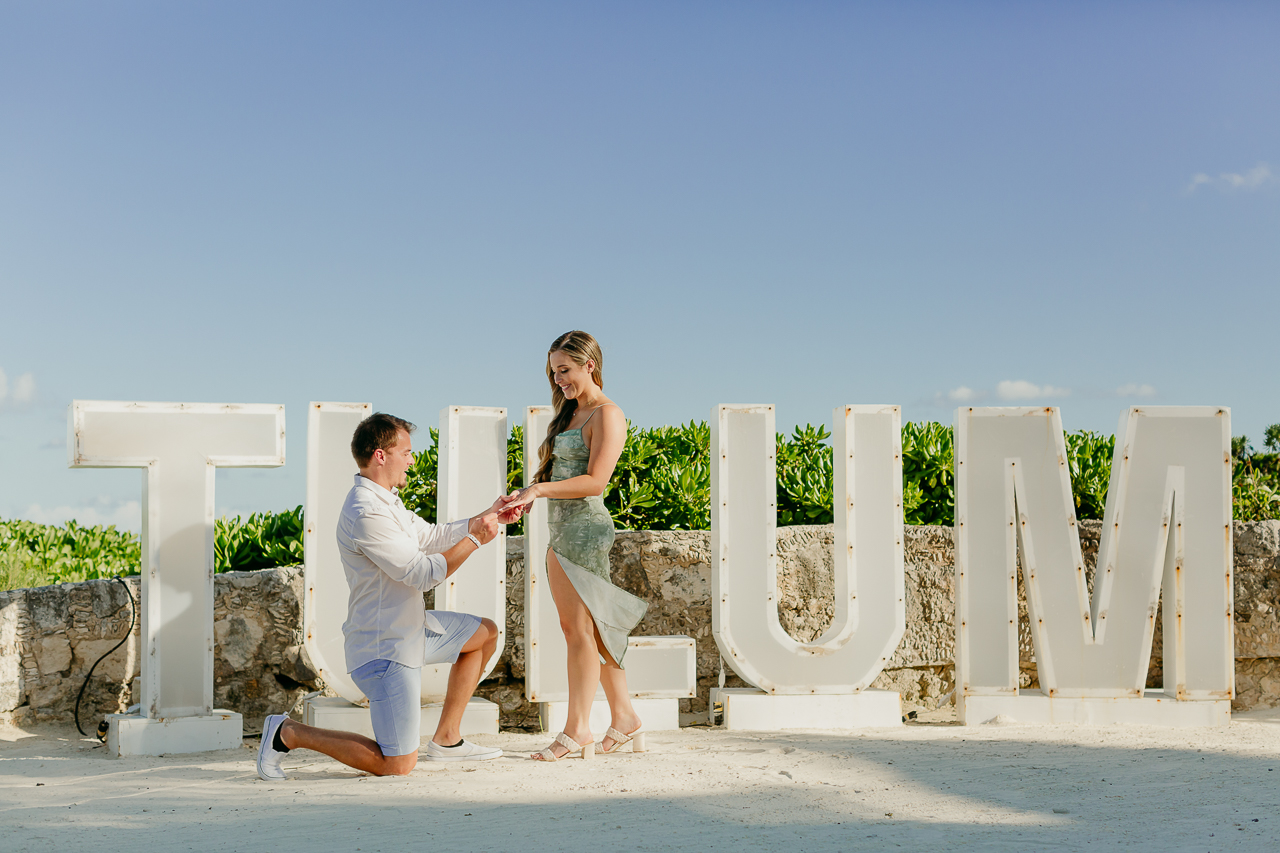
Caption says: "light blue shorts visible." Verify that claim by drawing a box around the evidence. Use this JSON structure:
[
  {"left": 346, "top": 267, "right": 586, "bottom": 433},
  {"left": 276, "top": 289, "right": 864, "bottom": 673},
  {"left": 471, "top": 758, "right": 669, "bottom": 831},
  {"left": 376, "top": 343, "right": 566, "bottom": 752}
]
[{"left": 349, "top": 611, "right": 482, "bottom": 757}]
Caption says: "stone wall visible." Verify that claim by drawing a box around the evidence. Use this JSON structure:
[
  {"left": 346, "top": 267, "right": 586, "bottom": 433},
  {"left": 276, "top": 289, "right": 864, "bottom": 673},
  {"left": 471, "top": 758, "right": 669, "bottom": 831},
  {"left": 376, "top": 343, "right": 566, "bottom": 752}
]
[
  {"left": 4, "top": 522, "right": 1278, "bottom": 732},
  {"left": 1229, "top": 522, "right": 1280, "bottom": 708},
  {"left": 0, "top": 568, "right": 317, "bottom": 733}
]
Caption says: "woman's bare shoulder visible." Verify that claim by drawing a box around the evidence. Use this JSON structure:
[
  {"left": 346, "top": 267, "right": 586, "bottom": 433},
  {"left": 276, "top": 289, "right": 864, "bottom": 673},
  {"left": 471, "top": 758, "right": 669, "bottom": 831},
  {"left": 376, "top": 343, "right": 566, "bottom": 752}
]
[{"left": 585, "top": 400, "right": 625, "bottom": 440}]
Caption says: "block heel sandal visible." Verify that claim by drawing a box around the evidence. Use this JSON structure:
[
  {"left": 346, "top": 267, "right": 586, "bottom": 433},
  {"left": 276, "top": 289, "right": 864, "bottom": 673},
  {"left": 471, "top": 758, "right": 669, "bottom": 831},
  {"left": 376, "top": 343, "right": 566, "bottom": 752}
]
[
  {"left": 596, "top": 726, "right": 645, "bottom": 755},
  {"left": 533, "top": 732, "right": 594, "bottom": 761}
]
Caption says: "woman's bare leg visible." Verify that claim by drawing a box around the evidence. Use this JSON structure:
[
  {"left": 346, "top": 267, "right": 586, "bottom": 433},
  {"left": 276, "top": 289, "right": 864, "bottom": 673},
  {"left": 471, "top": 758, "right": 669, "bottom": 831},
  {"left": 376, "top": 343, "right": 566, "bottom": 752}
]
[
  {"left": 535, "top": 549, "right": 599, "bottom": 759},
  {"left": 596, "top": 633, "right": 642, "bottom": 752}
]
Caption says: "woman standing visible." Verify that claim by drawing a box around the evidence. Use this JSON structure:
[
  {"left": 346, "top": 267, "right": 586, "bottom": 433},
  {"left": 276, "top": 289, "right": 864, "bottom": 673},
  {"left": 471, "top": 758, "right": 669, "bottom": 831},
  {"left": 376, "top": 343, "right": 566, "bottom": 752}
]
[{"left": 508, "top": 331, "right": 649, "bottom": 761}]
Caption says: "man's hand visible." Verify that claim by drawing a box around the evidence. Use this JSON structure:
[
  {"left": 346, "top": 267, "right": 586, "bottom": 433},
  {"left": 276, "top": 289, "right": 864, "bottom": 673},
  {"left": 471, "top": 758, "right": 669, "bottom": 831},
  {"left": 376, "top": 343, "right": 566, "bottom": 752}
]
[{"left": 468, "top": 512, "right": 501, "bottom": 545}]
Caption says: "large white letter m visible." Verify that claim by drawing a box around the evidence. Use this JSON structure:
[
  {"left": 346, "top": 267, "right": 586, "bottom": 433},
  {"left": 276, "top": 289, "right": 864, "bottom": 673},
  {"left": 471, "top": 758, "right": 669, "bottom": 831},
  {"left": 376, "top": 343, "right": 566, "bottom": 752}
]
[{"left": 954, "top": 406, "right": 1233, "bottom": 725}]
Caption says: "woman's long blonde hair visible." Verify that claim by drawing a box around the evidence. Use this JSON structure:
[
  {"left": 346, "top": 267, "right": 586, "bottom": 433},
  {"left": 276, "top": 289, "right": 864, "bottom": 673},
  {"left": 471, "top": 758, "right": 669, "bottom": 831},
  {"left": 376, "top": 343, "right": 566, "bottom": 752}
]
[{"left": 534, "top": 330, "right": 604, "bottom": 484}]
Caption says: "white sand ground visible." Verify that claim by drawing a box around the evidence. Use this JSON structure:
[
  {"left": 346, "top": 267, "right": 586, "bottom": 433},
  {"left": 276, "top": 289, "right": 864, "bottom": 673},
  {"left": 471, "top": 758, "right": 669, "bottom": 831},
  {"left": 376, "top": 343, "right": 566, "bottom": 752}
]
[{"left": 3, "top": 709, "right": 1278, "bottom": 852}]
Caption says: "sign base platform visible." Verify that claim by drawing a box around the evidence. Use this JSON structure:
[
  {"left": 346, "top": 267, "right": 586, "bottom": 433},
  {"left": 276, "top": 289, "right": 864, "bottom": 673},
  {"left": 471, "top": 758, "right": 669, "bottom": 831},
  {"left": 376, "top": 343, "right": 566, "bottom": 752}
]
[
  {"left": 107, "top": 710, "right": 243, "bottom": 757},
  {"left": 709, "top": 688, "right": 903, "bottom": 730},
  {"left": 302, "top": 696, "right": 499, "bottom": 739},
  {"left": 538, "top": 697, "right": 680, "bottom": 734},
  {"left": 959, "top": 689, "right": 1232, "bottom": 726}
]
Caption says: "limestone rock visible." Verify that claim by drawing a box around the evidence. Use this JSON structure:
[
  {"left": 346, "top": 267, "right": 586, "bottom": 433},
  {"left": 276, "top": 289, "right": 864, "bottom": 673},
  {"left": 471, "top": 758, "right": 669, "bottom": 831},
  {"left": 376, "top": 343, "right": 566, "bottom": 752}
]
[
  {"left": 0, "top": 589, "right": 23, "bottom": 713},
  {"left": 34, "top": 635, "right": 72, "bottom": 676},
  {"left": 215, "top": 616, "right": 264, "bottom": 672}
]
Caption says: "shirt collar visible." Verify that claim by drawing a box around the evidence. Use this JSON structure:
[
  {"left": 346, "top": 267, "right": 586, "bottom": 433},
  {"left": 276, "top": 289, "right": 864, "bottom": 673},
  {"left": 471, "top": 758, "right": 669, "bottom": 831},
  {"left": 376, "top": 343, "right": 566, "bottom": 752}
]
[{"left": 354, "top": 473, "right": 402, "bottom": 507}]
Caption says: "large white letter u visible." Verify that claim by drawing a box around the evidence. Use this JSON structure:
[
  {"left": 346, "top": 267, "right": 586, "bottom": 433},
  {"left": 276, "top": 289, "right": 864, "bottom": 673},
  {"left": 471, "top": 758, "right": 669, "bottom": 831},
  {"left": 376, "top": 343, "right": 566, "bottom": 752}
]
[{"left": 711, "top": 404, "right": 905, "bottom": 694}]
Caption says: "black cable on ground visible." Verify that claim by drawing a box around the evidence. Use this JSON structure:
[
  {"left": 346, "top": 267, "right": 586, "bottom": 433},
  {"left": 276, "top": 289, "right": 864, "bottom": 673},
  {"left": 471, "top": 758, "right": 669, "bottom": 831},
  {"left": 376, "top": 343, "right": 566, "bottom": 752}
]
[{"left": 74, "top": 576, "right": 136, "bottom": 737}]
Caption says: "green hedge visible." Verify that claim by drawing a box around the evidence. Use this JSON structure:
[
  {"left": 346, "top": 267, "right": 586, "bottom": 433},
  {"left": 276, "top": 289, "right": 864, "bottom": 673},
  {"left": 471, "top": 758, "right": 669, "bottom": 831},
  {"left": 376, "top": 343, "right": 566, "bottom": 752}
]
[
  {"left": 1232, "top": 426, "right": 1280, "bottom": 521},
  {"left": 213, "top": 506, "right": 305, "bottom": 572},
  {"left": 1, "top": 518, "right": 142, "bottom": 589},
  {"left": 399, "top": 420, "right": 1121, "bottom": 531},
  {"left": 6, "top": 420, "right": 1279, "bottom": 590},
  {"left": 0, "top": 510, "right": 306, "bottom": 588}
]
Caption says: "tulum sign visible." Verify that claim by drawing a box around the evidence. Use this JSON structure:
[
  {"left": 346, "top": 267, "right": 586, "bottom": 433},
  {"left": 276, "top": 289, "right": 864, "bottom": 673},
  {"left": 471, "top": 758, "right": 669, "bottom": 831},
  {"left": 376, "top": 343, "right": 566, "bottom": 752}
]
[{"left": 66, "top": 400, "right": 1234, "bottom": 754}]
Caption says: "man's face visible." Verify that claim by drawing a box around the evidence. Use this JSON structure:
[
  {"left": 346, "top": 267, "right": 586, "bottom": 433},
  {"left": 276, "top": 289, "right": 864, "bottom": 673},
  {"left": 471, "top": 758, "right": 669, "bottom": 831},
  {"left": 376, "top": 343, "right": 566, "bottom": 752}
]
[{"left": 382, "top": 429, "right": 415, "bottom": 490}]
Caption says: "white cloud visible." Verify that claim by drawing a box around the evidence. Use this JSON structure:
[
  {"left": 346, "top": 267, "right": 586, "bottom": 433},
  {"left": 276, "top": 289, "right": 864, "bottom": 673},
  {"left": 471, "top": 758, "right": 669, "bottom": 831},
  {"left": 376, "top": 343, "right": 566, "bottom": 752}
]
[
  {"left": 0, "top": 368, "right": 35, "bottom": 407},
  {"left": 19, "top": 498, "right": 142, "bottom": 532},
  {"left": 1225, "top": 163, "right": 1273, "bottom": 189},
  {"left": 1115, "top": 383, "right": 1157, "bottom": 398},
  {"left": 932, "top": 381, "right": 1073, "bottom": 407},
  {"left": 997, "top": 379, "right": 1070, "bottom": 400},
  {"left": 1187, "top": 162, "right": 1276, "bottom": 193},
  {"left": 12, "top": 372, "right": 35, "bottom": 403}
]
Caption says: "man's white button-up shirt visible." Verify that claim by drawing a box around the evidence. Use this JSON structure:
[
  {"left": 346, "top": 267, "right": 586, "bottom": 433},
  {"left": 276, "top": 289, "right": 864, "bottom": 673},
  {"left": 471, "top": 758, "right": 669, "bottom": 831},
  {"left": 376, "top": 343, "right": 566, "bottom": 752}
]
[{"left": 337, "top": 474, "right": 468, "bottom": 672}]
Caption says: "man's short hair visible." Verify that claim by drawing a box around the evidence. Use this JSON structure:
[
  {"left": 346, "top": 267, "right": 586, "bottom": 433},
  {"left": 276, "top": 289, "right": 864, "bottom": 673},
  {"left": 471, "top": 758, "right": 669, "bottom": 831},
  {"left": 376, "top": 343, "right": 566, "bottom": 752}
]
[{"left": 351, "top": 413, "right": 416, "bottom": 467}]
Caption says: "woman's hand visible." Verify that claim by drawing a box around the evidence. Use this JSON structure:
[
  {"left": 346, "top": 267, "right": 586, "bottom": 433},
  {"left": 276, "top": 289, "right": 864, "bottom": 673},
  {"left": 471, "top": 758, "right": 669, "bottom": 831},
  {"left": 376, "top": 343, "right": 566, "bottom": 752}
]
[
  {"left": 496, "top": 502, "right": 525, "bottom": 525},
  {"left": 505, "top": 484, "right": 541, "bottom": 510},
  {"left": 480, "top": 491, "right": 525, "bottom": 525},
  {"left": 484, "top": 491, "right": 521, "bottom": 516}
]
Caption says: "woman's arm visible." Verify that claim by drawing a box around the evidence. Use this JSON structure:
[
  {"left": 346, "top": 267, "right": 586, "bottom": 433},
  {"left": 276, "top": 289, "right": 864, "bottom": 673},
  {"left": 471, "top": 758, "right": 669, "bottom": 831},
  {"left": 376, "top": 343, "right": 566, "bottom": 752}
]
[{"left": 513, "top": 405, "right": 626, "bottom": 504}]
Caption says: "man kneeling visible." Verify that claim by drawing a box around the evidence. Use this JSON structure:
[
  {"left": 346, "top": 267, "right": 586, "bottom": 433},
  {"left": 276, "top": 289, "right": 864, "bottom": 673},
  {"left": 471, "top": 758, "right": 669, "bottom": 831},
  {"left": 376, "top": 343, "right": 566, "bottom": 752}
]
[{"left": 257, "top": 413, "right": 521, "bottom": 778}]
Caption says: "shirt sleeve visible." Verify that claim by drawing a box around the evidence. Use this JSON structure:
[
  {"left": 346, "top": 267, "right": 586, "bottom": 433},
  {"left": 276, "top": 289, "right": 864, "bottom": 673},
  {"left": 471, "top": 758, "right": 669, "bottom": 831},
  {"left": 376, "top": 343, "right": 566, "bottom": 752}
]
[
  {"left": 410, "top": 515, "right": 469, "bottom": 554},
  {"left": 349, "top": 506, "right": 449, "bottom": 593}
]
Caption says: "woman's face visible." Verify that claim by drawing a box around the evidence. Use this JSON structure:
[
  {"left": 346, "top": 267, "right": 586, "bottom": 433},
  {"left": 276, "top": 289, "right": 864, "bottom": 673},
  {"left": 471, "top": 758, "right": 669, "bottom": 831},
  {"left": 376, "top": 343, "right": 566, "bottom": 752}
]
[{"left": 549, "top": 350, "right": 597, "bottom": 400}]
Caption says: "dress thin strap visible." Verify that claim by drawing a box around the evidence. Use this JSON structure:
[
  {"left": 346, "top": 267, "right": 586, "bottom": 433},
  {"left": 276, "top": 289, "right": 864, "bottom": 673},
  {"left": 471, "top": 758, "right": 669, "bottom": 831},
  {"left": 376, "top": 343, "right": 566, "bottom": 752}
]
[{"left": 580, "top": 403, "right": 612, "bottom": 429}]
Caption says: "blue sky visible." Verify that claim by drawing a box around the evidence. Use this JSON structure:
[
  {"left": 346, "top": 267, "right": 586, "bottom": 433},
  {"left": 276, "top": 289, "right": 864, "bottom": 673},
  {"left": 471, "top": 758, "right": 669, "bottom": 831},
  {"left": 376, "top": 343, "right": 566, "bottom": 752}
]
[{"left": 2, "top": 1, "right": 1277, "bottom": 531}]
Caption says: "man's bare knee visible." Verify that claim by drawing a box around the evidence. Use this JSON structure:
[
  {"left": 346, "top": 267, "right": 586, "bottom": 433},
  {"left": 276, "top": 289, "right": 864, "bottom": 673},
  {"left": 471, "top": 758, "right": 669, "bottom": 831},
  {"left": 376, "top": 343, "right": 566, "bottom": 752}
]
[
  {"left": 460, "top": 619, "right": 498, "bottom": 655},
  {"left": 480, "top": 620, "right": 498, "bottom": 661},
  {"left": 378, "top": 752, "right": 418, "bottom": 776}
]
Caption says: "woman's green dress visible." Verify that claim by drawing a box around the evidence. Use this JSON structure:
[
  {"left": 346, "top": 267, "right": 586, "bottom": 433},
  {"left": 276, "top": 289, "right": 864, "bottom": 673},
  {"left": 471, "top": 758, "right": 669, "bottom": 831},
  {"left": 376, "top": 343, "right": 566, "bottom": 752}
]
[{"left": 547, "top": 423, "right": 649, "bottom": 668}]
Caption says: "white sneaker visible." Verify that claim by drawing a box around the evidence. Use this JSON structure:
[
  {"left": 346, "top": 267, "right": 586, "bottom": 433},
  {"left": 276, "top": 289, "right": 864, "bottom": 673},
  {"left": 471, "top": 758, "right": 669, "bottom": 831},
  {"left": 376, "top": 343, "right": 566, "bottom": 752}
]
[
  {"left": 257, "top": 714, "right": 289, "bottom": 781},
  {"left": 425, "top": 739, "right": 503, "bottom": 762}
]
